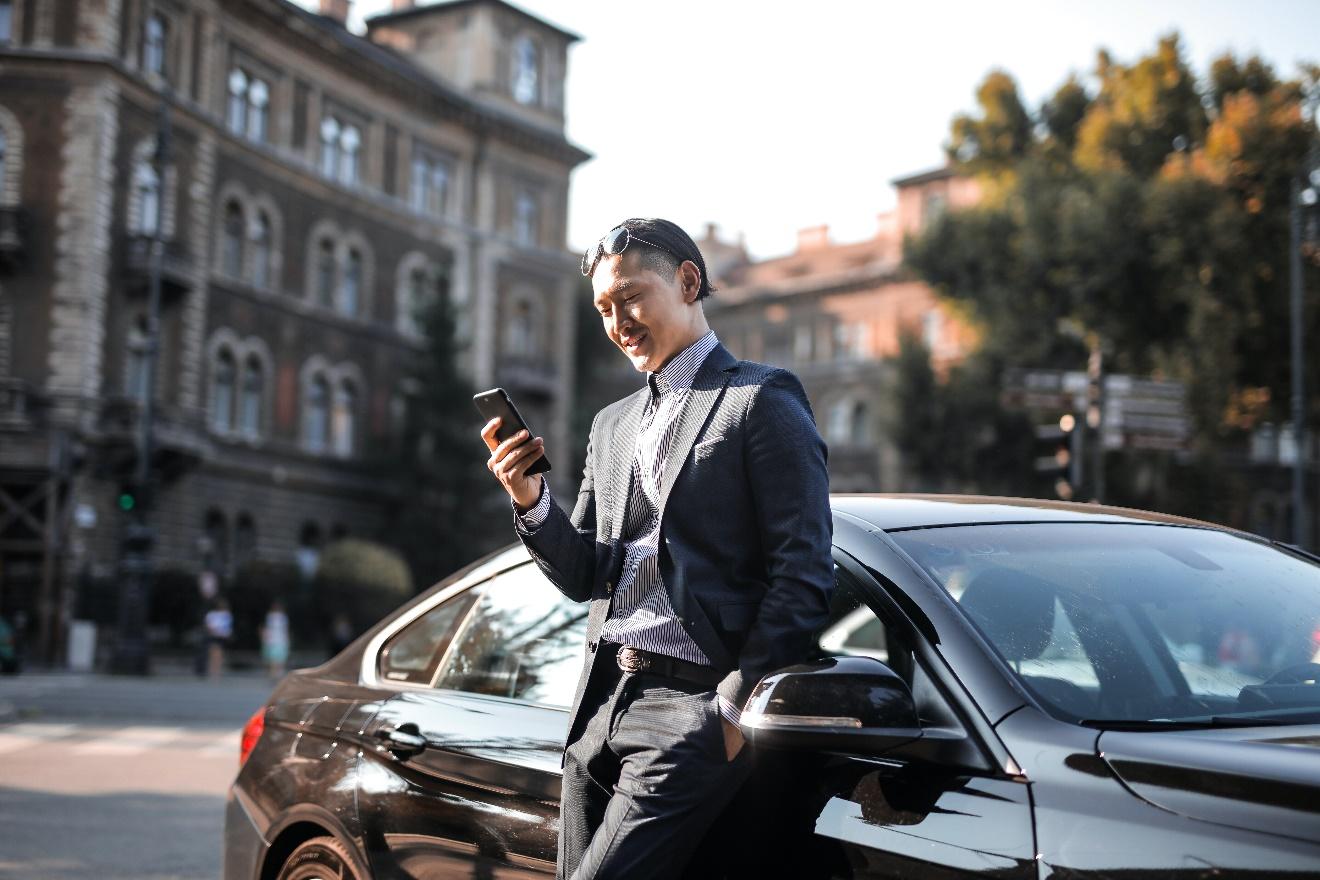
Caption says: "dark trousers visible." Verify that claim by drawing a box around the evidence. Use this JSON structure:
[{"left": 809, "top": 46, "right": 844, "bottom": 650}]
[{"left": 557, "top": 645, "right": 753, "bottom": 880}]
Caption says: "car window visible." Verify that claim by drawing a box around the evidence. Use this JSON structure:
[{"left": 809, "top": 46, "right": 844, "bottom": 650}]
[
  {"left": 815, "top": 561, "right": 915, "bottom": 687},
  {"left": 892, "top": 522, "right": 1320, "bottom": 726},
  {"left": 378, "top": 590, "right": 478, "bottom": 685},
  {"left": 433, "top": 563, "right": 589, "bottom": 707}
]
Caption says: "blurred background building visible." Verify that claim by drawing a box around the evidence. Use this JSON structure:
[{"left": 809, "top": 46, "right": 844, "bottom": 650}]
[
  {"left": 703, "top": 167, "right": 982, "bottom": 491},
  {"left": 0, "top": 0, "right": 588, "bottom": 664}
]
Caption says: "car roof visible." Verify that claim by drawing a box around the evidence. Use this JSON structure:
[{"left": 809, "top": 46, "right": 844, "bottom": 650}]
[{"left": 830, "top": 493, "right": 1236, "bottom": 534}]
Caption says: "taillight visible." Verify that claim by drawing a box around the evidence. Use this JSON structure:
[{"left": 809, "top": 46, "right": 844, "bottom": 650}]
[{"left": 239, "top": 707, "right": 266, "bottom": 766}]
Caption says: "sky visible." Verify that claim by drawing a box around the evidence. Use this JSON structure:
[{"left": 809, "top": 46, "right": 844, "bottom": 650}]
[{"left": 319, "top": 0, "right": 1320, "bottom": 259}]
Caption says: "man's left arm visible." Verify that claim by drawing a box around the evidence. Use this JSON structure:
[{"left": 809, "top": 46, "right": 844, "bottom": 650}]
[{"left": 716, "top": 369, "right": 834, "bottom": 725}]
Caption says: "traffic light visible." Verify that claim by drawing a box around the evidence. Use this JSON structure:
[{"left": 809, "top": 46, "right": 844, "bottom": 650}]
[
  {"left": 118, "top": 484, "right": 137, "bottom": 512},
  {"left": 1034, "top": 413, "right": 1081, "bottom": 500}
]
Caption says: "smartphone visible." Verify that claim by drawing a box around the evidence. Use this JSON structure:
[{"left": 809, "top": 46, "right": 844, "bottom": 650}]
[{"left": 473, "top": 387, "right": 551, "bottom": 475}]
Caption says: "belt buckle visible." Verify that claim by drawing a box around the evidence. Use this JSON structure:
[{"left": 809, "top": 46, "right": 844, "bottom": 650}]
[{"left": 616, "top": 646, "right": 651, "bottom": 674}]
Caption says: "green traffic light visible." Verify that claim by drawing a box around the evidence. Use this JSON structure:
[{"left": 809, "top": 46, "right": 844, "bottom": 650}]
[{"left": 119, "top": 492, "right": 135, "bottom": 511}]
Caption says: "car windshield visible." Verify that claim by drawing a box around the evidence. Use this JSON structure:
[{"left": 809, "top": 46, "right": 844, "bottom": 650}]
[{"left": 890, "top": 522, "right": 1320, "bottom": 728}]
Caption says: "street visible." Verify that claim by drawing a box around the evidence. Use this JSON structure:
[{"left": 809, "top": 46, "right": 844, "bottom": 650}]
[{"left": 0, "top": 671, "right": 275, "bottom": 879}]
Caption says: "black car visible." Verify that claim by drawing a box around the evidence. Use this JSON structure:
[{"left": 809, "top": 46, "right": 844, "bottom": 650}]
[{"left": 224, "top": 495, "right": 1320, "bottom": 879}]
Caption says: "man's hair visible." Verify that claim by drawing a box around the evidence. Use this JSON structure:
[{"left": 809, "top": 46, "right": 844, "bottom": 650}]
[{"left": 609, "top": 218, "right": 717, "bottom": 300}]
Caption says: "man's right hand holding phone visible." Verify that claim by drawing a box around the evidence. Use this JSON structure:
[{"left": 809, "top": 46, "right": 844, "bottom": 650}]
[{"left": 481, "top": 417, "right": 545, "bottom": 513}]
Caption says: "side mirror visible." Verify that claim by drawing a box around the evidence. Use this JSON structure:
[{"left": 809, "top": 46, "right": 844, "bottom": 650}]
[{"left": 739, "top": 656, "right": 922, "bottom": 754}]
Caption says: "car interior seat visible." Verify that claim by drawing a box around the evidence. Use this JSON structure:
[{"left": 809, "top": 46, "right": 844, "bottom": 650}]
[{"left": 959, "top": 567, "right": 1097, "bottom": 719}]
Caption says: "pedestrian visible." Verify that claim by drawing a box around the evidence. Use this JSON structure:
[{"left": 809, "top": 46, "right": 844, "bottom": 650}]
[
  {"left": 203, "top": 599, "right": 233, "bottom": 680},
  {"left": 482, "top": 218, "right": 834, "bottom": 880},
  {"left": 261, "top": 600, "right": 290, "bottom": 679}
]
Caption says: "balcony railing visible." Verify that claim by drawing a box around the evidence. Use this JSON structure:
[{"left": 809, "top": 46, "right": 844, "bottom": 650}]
[
  {"left": 0, "top": 378, "right": 43, "bottom": 429},
  {"left": 123, "top": 234, "right": 192, "bottom": 297},
  {"left": 95, "top": 395, "right": 209, "bottom": 480}
]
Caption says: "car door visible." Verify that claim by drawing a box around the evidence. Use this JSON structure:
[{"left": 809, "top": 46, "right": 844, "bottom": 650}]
[
  {"left": 703, "top": 540, "right": 1037, "bottom": 880},
  {"left": 357, "top": 561, "right": 588, "bottom": 879}
]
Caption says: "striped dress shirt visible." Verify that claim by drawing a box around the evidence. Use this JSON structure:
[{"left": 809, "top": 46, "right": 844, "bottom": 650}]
[{"left": 520, "top": 330, "right": 741, "bottom": 723}]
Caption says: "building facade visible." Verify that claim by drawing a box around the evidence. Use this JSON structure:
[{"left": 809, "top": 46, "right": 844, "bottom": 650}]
[
  {"left": 0, "top": 0, "right": 588, "bottom": 662},
  {"left": 704, "top": 167, "right": 981, "bottom": 492}
]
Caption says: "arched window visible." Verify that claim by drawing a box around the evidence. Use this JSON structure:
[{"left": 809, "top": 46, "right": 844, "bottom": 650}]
[
  {"left": 505, "top": 298, "right": 539, "bottom": 357},
  {"left": 339, "top": 125, "right": 360, "bottom": 186},
  {"left": 827, "top": 398, "right": 852, "bottom": 445},
  {"left": 204, "top": 509, "right": 229, "bottom": 576},
  {"left": 332, "top": 379, "right": 356, "bottom": 457},
  {"left": 133, "top": 161, "right": 160, "bottom": 235},
  {"left": 222, "top": 201, "right": 244, "bottom": 277},
  {"left": 144, "top": 14, "right": 167, "bottom": 78},
  {"left": 304, "top": 374, "right": 329, "bottom": 452},
  {"left": 239, "top": 355, "right": 263, "bottom": 438},
  {"left": 251, "top": 211, "right": 271, "bottom": 288},
  {"left": 850, "top": 401, "right": 870, "bottom": 446},
  {"left": 212, "top": 348, "right": 236, "bottom": 431},
  {"left": 514, "top": 189, "right": 538, "bottom": 246},
  {"left": 226, "top": 68, "right": 248, "bottom": 135},
  {"left": 296, "top": 521, "right": 322, "bottom": 581},
  {"left": 125, "top": 315, "right": 149, "bottom": 400},
  {"left": 316, "top": 238, "right": 336, "bottom": 307},
  {"left": 319, "top": 117, "right": 340, "bottom": 178},
  {"left": 234, "top": 513, "right": 257, "bottom": 569},
  {"left": 401, "top": 267, "right": 429, "bottom": 336},
  {"left": 512, "top": 36, "right": 539, "bottom": 104},
  {"left": 341, "top": 248, "right": 362, "bottom": 316},
  {"left": 247, "top": 79, "right": 268, "bottom": 143}
]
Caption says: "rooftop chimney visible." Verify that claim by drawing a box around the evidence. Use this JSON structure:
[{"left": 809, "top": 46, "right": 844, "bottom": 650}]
[
  {"left": 319, "top": 0, "right": 351, "bottom": 26},
  {"left": 796, "top": 224, "right": 830, "bottom": 253}
]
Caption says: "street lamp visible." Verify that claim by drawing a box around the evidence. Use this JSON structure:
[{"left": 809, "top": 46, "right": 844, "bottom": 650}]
[
  {"left": 1289, "top": 96, "right": 1320, "bottom": 549},
  {"left": 110, "top": 90, "right": 172, "bottom": 675}
]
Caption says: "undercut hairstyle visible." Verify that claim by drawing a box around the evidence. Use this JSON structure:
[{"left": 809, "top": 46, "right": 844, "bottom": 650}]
[{"left": 613, "top": 218, "right": 717, "bottom": 300}]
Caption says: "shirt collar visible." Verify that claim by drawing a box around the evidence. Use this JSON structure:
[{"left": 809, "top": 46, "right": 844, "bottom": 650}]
[{"left": 649, "top": 330, "right": 719, "bottom": 397}]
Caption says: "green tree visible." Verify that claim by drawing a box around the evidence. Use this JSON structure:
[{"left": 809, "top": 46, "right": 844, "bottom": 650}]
[
  {"left": 315, "top": 538, "right": 413, "bottom": 632},
  {"left": 384, "top": 268, "right": 507, "bottom": 592},
  {"left": 890, "top": 332, "right": 1036, "bottom": 495},
  {"left": 909, "top": 34, "right": 1319, "bottom": 450}
]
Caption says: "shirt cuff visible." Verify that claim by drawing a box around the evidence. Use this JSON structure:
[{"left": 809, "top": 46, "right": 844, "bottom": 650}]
[
  {"left": 514, "top": 478, "right": 550, "bottom": 532},
  {"left": 716, "top": 694, "right": 743, "bottom": 727}
]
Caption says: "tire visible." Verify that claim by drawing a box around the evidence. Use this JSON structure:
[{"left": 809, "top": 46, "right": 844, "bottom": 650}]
[{"left": 274, "top": 836, "right": 365, "bottom": 880}]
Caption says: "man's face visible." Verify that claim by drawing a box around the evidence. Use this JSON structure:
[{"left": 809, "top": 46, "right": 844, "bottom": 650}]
[{"left": 591, "top": 250, "right": 699, "bottom": 373}]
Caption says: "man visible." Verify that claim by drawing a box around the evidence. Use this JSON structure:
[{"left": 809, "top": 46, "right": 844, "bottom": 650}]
[{"left": 482, "top": 218, "right": 833, "bottom": 880}]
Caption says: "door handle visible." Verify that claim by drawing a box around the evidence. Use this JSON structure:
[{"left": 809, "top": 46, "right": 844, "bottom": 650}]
[{"left": 377, "top": 723, "right": 427, "bottom": 758}]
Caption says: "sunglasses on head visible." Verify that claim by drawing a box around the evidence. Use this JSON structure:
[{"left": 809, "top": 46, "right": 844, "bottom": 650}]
[{"left": 580, "top": 225, "right": 683, "bottom": 277}]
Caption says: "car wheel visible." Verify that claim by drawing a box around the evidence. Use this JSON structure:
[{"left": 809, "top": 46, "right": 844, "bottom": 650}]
[{"left": 274, "top": 836, "right": 364, "bottom": 880}]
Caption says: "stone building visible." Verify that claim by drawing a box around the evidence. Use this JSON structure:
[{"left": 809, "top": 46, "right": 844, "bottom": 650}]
[
  {"left": 704, "top": 166, "right": 981, "bottom": 492},
  {"left": 0, "top": 0, "right": 589, "bottom": 662}
]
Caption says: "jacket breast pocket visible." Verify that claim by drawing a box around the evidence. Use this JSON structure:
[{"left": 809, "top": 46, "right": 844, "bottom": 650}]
[
  {"left": 692, "top": 437, "right": 724, "bottom": 462},
  {"left": 718, "top": 601, "right": 759, "bottom": 631}
]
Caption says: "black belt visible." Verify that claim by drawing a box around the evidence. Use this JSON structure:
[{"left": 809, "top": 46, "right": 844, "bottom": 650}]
[{"left": 610, "top": 644, "right": 723, "bottom": 687}]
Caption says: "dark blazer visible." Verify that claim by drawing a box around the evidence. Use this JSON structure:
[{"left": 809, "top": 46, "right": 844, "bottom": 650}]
[{"left": 516, "top": 342, "right": 834, "bottom": 750}]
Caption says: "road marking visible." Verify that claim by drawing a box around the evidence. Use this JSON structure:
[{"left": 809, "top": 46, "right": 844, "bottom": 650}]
[
  {"left": 72, "top": 725, "right": 187, "bottom": 756},
  {"left": 0, "top": 721, "right": 246, "bottom": 758},
  {"left": 0, "top": 723, "right": 79, "bottom": 755},
  {"left": 198, "top": 730, "right": 240, "bottom": 757}
]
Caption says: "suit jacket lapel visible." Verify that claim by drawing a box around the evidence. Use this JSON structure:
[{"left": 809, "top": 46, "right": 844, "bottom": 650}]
[
  {"left": 606, "top": 386, "right": 649, "bottom": 541},
  {"left": 657, "top": 344, "right": 737, "bottom": 515}
]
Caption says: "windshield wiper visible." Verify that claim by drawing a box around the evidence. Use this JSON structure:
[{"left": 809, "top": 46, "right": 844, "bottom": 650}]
[{"left": 1078, "top": 717, "right": 1293, "bottom": 730}]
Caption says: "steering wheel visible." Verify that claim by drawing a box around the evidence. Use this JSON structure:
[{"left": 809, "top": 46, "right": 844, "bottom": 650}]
[{"left": 1262, "top": 662, "right": 1320, "bottom": 685}]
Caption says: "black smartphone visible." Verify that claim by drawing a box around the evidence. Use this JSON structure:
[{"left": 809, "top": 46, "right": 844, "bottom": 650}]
[{"left": 473, "top": 387, "right": 551, "bottom": 475}]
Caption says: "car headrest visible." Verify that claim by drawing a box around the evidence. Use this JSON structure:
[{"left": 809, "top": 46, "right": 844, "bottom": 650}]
[{"left": 959, "top": 567, "right": 1058, "bottom": 662}]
